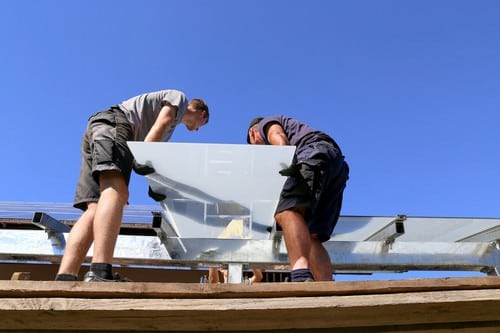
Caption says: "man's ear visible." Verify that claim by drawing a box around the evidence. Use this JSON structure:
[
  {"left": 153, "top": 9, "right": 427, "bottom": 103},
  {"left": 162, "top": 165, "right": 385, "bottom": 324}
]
[{"left": 248, "top": 128, "right": 254, "bottom": 143}]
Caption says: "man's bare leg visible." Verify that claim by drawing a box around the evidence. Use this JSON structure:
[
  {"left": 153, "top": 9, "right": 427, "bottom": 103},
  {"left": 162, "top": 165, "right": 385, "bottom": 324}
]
[
  {"left": 309, "top": 237, "right": 333, "bottom": 281},
  {"left": 249, "top": 268, "right": 263, "bottom": 283},
  {"left": 208, "top": 267, "right": 220, "bottom": 283},
  {"left": 91, "top": 171, "right": 128, "bottom": 264},
  {"left": 275, "top": 209, "right": 311, "bottom": 270},
  {"left": 56, "top": 202, "right": 96, "bottom": 277}
]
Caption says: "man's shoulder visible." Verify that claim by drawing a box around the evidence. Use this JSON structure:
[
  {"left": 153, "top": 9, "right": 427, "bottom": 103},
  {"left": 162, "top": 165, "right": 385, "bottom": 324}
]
[{"left": 143, "top": 89, "right": 186, "bottom": 97}]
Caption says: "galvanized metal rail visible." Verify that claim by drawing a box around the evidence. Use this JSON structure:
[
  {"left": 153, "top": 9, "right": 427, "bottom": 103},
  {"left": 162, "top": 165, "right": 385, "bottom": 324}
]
[{"left": 1, "top": 202, "right": 498, "bottom": 281}]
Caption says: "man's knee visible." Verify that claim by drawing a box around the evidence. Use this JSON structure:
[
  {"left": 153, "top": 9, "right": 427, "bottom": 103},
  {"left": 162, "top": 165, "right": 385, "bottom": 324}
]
[
  {"left": 99, "top": 170, "right": 129, "bottom": 204},
  {"left": 85, "top": 202, "right": 98, "bottom": 214},
  {"left": 275, "top": 209, "right": 306, "bottom": 229},
  {"left": 310, "top": 234, "right": 324, "bottom": 244},
  {"left": 275, "top": 209, "right": 296, "bottom": 223}
]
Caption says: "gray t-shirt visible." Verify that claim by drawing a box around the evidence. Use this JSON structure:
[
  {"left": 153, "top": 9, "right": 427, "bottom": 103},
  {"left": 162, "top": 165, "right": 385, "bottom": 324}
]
[{"left": 118, "top": 89, "right": 188, "bottom": 141}]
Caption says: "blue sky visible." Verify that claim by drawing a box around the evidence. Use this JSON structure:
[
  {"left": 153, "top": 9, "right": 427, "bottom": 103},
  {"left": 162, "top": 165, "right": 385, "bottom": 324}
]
[
  {"left": 0, "top": 1, "right": 498, "bottom": 278},
  {"left": 2, "top": 0, "right": 498, "bottom": 217}
]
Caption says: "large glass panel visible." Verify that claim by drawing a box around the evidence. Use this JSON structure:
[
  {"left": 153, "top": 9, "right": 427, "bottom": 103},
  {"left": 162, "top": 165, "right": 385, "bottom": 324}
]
[{"left": 128, "top": 142, "right": 295, "bottom": 239}]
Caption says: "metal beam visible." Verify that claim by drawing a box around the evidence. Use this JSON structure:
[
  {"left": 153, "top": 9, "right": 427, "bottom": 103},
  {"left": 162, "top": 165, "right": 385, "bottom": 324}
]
[
  {"left": 31, "top": 212, "right": 71, "bottom": 254},
  {"left": 457, "top": 225, "right": 500, "bottom": 243},
  {"left": 32, "top": 212, "right": 70, "bottom": 233},
  {"left": 3, "top": 229, "right": 498, "bottom": 273}
]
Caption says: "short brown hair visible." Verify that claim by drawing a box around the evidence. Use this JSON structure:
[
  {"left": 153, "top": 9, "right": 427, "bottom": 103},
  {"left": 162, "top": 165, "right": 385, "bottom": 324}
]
[{"left": 189, "top": 98, "right": 209, "bottom": 123}]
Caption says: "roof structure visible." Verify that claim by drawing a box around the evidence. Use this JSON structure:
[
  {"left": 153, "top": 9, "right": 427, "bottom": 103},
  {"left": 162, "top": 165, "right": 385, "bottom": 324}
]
[
  {"left": 1, "top": 142, "right": 499, "bottom": 331},
  {"left": 0, "top": 142, "right": 499, "bottom": 281}
]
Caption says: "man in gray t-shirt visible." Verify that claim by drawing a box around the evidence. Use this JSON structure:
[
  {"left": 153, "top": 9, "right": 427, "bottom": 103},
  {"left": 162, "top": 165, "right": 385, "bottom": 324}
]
[
  {"left": 55, "top": 89, "right": 209, "bottom": 282},
  {"left": 119, "top": 90, "right": 190, "bottom": 141}
]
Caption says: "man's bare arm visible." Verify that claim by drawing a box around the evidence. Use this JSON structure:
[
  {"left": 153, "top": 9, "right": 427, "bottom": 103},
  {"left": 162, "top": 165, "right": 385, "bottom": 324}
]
[
  {"left": 144, "top": 103, "right": 178, "bottom": 142},
  {"left": 266, "top": 123, "right": 289, "bottom": 145}
]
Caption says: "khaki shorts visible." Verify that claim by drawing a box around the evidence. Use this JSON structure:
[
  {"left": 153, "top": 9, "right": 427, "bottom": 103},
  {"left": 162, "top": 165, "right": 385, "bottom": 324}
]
[{"left": 74, "top": 107, "right": 134, "bottom": 211}]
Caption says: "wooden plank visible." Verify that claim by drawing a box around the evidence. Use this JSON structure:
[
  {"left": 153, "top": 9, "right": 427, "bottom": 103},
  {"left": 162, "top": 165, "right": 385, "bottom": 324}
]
[
  {"left": 0, "top": 262, "right": 207, "bottom": 282},
  {"left": 0, "top": 276, "right": 499, "bottom": 299},
  {"left": 0, "top": 289, "right": 499, "bottom": 331}
]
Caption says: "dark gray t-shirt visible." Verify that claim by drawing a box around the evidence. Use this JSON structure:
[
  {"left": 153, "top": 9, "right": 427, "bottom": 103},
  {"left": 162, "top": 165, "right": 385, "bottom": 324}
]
[
  {"left": 118, "top": 89, "right": 188, "bottom": 141},
  {"left": 257, "top": 116, "right": 339, "bottom": 152}
]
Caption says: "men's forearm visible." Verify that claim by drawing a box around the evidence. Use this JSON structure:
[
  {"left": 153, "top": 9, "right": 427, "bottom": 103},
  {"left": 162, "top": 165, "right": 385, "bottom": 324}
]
[
  {"left": 144, "top": 104, "right": 176, "bottom": 142},
  {"left": 144, "top": 124, "right": 167, "bottom": 142}
]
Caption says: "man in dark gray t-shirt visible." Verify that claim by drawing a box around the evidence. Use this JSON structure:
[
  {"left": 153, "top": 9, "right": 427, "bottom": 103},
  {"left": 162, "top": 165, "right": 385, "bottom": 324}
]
[
  {"left": 55, "top": 89, "right": 209, "bottom": 282},
  {"left": 247, "top": 116, "right": 349, "bottom": 282}
]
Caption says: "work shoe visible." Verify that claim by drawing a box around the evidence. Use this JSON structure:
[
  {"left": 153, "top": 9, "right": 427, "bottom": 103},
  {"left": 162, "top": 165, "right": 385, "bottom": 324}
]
[
  {"left": 294, "top": 277, "right": 315, "bottom": 282},
  {"left": 284, "top": 277, "right": 315, "bottom": 282},
  {"left": 83, "top": 271, "right": 131, "bottom": 282}
]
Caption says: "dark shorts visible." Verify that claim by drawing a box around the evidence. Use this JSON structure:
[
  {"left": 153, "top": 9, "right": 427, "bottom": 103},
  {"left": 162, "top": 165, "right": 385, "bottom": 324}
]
[
  {"left": 275, "top": 141, "right": 349, "bottom": 242},
  {"left": 74, "top": 107, "right": 134, "bottom": 211}
]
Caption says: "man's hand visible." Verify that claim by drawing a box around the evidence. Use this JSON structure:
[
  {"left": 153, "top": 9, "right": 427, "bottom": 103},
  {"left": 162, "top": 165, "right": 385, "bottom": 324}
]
[
  {"left": 148, "top": 186, "right": 166, "bottom": 202},
  {"left": 133, "top": 160, "right": 156, "bottom": 176},
  {"left": 279, "top": 162, "right": 300, "bottom": 177},
  {"left": 279, "top": 162, "right": 312, "bottom": 199}
]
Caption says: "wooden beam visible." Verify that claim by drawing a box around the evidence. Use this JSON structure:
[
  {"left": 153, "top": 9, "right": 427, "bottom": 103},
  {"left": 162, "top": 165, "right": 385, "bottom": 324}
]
[
  {"left": 0, "top": 276, "right": 499, "bottom": 298},
  {"left": 0, "top": 277, "right": 499, "bottom": 331},
  {"left": 0, "top": 289, "right": 499, "bottom": 331}
]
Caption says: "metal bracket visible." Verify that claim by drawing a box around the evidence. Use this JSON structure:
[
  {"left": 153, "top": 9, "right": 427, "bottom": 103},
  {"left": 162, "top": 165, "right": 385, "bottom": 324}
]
[
  {"left": 32, "top": 212, "right": 71, "bottom": 233},
  {"left": 481, "top": 265, "right": 500, "bottom": 276},
  {"left": 269, "top": 223, "right": 283, "bottom": 255},
  {"left": 364, "top": 214, "right": 406, "bottom": 250},
  {"left": 151, "top": 211, "right": 167, "bottom": 243},
  {"left": 483, "top": 240, "right": 500, "bottom": 276},
  {"left": 32, "top": 212, "right": 70, "bottom": 254},
  {"left": 459, "top": 226, "right": 500, "bottom": 276},
  {"left": 227, "top": 263, "right": 244, "bottom": 283}
]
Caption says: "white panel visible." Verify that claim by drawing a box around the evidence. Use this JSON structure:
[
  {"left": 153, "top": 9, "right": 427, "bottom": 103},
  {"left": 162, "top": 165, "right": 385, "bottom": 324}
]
[{"left": 128, "top": 142, "right": 295, "bottom": 239}]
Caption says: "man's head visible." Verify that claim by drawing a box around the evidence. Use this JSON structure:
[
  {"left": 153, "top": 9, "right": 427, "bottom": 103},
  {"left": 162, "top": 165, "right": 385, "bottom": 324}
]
[
  {"left": 246, "top": 117, "right": 264, "bottom": 144},
  {"left": 185, "top": 98, "right": 209, "bottom": 131}
]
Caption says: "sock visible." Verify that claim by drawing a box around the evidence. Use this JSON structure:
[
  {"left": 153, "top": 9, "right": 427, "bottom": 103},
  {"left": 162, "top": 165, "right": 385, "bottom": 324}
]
[
  {"left": 55, "top": 274, "right": 77, "bottom": 281},
  {"left": 291, "top": 268, "right": 314, "bottom": 282},
  {"left": 90, "top": 263, "right": 113, "bottom": 279}
]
